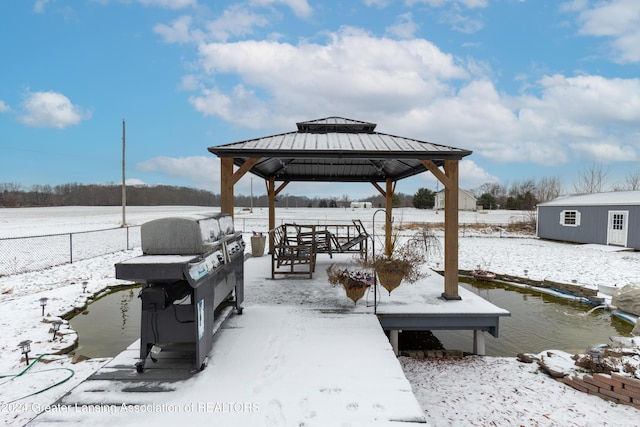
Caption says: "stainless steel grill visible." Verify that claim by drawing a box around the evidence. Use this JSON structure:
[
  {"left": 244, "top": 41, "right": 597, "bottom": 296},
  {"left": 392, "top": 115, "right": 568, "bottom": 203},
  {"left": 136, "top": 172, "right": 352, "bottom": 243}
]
[{"left": 115, "top": 213, "right": 244, "bottom": 373}]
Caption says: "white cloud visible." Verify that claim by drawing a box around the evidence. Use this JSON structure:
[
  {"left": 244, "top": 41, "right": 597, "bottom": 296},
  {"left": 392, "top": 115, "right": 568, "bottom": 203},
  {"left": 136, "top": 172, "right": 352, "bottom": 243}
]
[
  {"left": 136, "top": 0, "right": 196, "bottom": 9},
  {"left": 438, "top": 9, "right": 484, "bottom": 34},
  {"left": 154, "top": 6, "right": 270, "bottom": 44},
  {"left": 406, "top": 0, "right": 488, "bottom": 9},
  {"left": 420, "top": 159, "right": 498, "bottom": 190},
  {"left": 570, "top": 0, "right": 640, "bottom": 63},
  {"left": 205, "top": 5, "right": 270, "bottom": 42},
  {"left": 569, "top": 141, "right": 638, "bottom": 163},
  {"left": 136, "top": 156, "right": 221, "bottom": 190},
  {"left": 190, "top": 27, "right": 468, "bottom": 128},
  {"left": 189, "top": 85, "right": 270, "bottom": 128},
  {"left": 18, "top": 91, "right": 90, "bottom": 129},
  {"left": 33, "top": 0, "right": 52, "bottom": 13},
  {"left": 180, "top": 24, "right": 640, "bottom": 173},
  {"left": 405, "top": 0, "right": 486, "bottom": 33},
  {"left": 249, "top": 0, "right": 313, "bottom": 19},
  {"left": 386, "top": 13, "right": 419, "bottom": 39},
  {"left": 535, "top": 74, "right": 640, "bottom": 125},
  {"left": 154, "top": 16, "right": 200, "bottom": 44},
  {"left": 0, "top": 100, "right": 10, "bottom": 113},
  {"left": 363, "top": 0, "right": 390, "bottom": 7},
  {"left": 459, "top": 159, "right": 499, "bottom": 189}
]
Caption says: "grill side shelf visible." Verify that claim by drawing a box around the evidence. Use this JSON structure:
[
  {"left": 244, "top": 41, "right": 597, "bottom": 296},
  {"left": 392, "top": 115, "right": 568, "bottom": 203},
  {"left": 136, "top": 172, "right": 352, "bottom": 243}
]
[{"left": 115, "top": 255, "right": 198, "bottom": 282}]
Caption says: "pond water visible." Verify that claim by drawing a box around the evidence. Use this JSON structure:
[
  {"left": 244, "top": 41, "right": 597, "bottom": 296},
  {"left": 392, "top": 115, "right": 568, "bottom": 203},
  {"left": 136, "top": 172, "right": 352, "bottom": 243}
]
[
  {"left": 429, "top": 281, "right": 634, "bottom": 357},
  {"left": 69, "top": 287, "right": 140, "bottom": 358},
  {"left": 68, "top": 281, "right": 634, "bottom": 358}
]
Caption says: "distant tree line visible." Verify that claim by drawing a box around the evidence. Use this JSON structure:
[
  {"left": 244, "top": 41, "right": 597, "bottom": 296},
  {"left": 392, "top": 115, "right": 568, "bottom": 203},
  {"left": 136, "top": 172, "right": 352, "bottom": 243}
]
[
  {"left": 2, "top": 164, "right": 638, "bottom": 209},
  {"left": 0, "top": 183, "right": 220, "bottom": 207},
  {"left": 0, "top": 182, "right": 419, "bottom": 209},
  {"left": 411, "top": 164, "right": 640, "bottom": 211}
]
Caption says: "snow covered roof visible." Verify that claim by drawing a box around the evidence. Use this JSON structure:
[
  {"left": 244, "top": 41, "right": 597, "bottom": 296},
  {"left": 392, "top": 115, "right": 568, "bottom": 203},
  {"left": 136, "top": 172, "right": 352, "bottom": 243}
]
[
  {"left": 538, "top": 191, "right": 640, "bottom": 207},
  {"left": 208, "top": 116, "right": 472, "bottom": 183}
]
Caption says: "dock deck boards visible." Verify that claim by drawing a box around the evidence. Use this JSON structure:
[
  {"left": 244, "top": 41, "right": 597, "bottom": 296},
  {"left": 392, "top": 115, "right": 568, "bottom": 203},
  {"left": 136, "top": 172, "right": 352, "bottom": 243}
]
[{"left": 30, "top": 253, "right": 510, "bottom": 426}]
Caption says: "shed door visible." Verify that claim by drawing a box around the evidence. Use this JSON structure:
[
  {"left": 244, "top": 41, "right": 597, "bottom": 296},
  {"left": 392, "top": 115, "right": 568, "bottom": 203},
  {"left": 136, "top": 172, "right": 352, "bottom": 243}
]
[{"left": 607, "top": 211, "right": 628, "bottom": 247}]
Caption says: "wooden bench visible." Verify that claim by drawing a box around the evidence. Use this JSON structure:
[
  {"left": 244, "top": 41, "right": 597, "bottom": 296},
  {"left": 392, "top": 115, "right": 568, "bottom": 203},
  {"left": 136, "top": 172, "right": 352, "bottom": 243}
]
[
  {"left": 270, "top": 224, "right": 318, "bottom": 279},
  {"left": 319, "top": 220, "right": 369, "bottom": 257},
  {"left": 269, "top": 221, "right": 370, "bottom": 279}
]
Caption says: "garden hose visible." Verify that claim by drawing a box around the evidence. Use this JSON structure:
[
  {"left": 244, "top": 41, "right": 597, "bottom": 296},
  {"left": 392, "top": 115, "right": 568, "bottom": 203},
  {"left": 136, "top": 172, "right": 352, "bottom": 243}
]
[{"left": 0, "top": 354, "right": 75, "bottom": 403}]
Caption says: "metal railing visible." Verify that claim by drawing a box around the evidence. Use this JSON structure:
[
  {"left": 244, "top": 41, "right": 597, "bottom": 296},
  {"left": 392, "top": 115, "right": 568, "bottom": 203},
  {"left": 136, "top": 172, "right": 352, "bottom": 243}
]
[{"left": 0, "top": 226, "right": 141, "bottom": 277}]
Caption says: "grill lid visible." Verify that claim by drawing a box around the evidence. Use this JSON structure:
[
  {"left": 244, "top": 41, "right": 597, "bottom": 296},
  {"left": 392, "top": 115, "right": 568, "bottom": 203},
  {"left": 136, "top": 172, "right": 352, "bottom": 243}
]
[{"left": 141, "top": 213, "right": 234, "bottom": 255}]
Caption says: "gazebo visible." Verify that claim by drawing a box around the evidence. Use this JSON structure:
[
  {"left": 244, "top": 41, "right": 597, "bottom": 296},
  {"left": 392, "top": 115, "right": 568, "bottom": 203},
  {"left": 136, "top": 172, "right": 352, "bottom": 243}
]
[{"left": 208, "top": 117, "right": 472, "bottom": 300}]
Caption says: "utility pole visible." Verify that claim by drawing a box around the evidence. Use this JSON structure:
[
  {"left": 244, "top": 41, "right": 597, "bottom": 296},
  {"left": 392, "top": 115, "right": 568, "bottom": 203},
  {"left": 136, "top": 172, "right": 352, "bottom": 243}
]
[{"left": 121, "top": 119, "right": 127, "bottom": 227}]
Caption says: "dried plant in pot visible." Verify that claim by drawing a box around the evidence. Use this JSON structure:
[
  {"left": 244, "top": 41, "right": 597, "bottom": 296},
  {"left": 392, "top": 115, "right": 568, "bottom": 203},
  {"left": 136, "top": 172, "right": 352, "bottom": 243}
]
[
  {"left": 365, "top": 236, "right": 428, "bottom": 295},
  {"left": 326, "top": 264, "right": 374, "bottom": 305}
]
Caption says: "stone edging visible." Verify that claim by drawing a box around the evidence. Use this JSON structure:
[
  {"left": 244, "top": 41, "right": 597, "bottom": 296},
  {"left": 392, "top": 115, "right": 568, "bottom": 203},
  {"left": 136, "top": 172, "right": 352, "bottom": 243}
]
[{"left": 563, "top": 372, "right": 640, "bottom": 409}]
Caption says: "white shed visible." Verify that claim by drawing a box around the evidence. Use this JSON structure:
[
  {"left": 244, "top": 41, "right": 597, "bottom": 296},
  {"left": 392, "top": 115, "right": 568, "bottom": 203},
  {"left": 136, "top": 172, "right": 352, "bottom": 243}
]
[{"left": 350, "top": 201, "right": 372, "bottom": 209}]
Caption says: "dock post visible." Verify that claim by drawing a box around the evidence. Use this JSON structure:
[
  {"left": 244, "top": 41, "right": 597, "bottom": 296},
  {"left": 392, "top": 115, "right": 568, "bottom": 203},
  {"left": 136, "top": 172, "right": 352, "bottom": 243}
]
[
  {"left": 389, "top": 330, "right": 399, "bottom": 356},
  {"left": 473, "top": 330, "right": 486, "bottom": 355}
]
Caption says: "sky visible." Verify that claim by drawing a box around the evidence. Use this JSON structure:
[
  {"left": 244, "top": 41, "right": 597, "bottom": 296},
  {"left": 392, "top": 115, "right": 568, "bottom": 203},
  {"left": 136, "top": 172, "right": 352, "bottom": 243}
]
[{"left": 1, "top": 0, "right": 640, "bottom": 199}]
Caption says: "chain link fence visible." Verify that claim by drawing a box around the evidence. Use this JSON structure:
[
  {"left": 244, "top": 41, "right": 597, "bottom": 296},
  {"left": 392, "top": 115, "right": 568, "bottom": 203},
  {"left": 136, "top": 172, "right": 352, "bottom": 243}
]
[{"left": 0, "top": 226, "right": 141, "bottom": 277}]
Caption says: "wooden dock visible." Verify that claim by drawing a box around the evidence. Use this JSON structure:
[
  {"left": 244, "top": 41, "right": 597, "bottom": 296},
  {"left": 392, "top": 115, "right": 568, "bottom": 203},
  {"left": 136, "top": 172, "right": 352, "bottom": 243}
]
[{"left": 30, "top": 253, "right": 510, "bottom": 426}]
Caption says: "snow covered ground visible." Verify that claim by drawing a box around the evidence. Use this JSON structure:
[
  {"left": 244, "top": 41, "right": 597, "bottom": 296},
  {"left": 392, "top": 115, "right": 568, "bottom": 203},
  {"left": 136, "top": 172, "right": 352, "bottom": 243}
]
[{"left": 0, "top": 206, "right": 639, "bottom": 426}]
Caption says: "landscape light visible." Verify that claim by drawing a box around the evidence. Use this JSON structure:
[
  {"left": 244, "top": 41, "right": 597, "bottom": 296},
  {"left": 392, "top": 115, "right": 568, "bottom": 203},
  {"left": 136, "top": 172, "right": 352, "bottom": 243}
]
[
  {"left": 18, "top": 340, "right": 32, "bottom": 366},
  {"left": 82, "top": 281, "right": 88, "bottom": 293},
  {"left": 52, "top": 319, "right": 63, "bottom": 340},
  {"left": 39, "top": 297, "right": 48, "bottom": 316}
]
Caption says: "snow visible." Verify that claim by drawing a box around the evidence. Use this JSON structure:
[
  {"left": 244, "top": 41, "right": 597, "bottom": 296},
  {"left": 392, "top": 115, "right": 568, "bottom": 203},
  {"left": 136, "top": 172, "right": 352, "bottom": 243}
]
[
  {"left": 1, "top": 206, "right": 639, "bottom": 426},
  {"left": 538, "top": 190, "right": 640, "bottom": 206}
]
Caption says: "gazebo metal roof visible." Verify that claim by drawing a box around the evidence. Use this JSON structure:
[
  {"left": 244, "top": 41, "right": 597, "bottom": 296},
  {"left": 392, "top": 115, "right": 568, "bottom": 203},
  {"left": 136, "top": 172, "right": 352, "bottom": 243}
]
[{"left": 207, "top": 117, "right": 472, "bottom": 182}]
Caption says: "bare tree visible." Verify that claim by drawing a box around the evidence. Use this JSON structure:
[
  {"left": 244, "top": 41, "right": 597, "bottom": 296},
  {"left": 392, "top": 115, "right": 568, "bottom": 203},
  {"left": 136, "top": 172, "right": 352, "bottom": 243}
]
[
  {"left": 613, "top": 170, "right": 640, "bottom": 191},
  {"left": 477, "top": 182, "right": 508, "bottom": 208},
  {"left": 573, "top": 163, "right": 610, "bottom": 194},
  {"left": 536, "top": 176, "right": 563, "bottom": 202}
]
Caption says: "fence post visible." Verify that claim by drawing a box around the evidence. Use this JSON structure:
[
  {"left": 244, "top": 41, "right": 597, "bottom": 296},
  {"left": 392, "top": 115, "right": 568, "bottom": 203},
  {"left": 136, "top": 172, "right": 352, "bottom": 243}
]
[
  {"left": 69, "top": 233, "right": 73, "bottom": 264},
  {"left": 126, "top": 226, "right": 130, "bottom": 250}
]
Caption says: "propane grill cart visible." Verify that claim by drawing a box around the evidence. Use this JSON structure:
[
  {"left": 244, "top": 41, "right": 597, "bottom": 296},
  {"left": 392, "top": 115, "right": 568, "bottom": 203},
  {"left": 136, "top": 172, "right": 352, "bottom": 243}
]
[{"left": 115, "top": 213, "right": 245, "bottom": 373}]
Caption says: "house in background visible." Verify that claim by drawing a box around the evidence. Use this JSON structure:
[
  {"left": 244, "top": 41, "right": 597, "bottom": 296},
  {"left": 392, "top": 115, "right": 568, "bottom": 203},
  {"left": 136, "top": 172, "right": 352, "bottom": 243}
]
[
  {"left": 536, "top": 191, "right": 640, "bottom": 250},
  {"left": 434, "top": 189, "right": 477, "bottom": 211}
]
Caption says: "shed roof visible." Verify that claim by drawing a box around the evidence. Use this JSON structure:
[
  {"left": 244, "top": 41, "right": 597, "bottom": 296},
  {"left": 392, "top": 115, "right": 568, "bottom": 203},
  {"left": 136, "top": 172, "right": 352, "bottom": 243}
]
[
  {"left": 207, "top": 117, "right": 472, "bottom": 182},
  {"left": 538, "top": 191, "right": 640, "bottom": 207}
]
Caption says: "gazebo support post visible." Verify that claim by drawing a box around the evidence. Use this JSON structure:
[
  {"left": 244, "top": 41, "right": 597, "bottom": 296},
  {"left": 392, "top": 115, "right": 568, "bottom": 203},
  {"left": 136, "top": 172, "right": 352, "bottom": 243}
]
[
  {"left": 442, "top": 159, "right": 461, "bottom": 300},
  {"left": 371, "top": 180, "right": 395, "bottom": 257},
  {"left": 385, "top": 178, "right": 394, "bottom": 257},
  {"left": 266, "top": 179, "right": 290, "bottom": 253},
  {"left": 220, "top": 157, "right": 235, "bottom": 218},
  {"left": 268, "top": 178, "right": 275, "bottom": 253},
  {"left": 420, "top": 159, "right": 461, "bottom": 300}
]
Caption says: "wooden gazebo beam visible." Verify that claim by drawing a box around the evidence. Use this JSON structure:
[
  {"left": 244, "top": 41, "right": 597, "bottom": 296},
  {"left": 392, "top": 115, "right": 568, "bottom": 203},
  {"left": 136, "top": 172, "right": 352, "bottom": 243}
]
[
  {"left": 371, "top": 180, "right": 396, "bottom": 257},
  {"left": 220, "top": 157, "right": 261, "bottom": 218},
  {"left": 267, "top": 178, "right": 290, "bottom": 253}
]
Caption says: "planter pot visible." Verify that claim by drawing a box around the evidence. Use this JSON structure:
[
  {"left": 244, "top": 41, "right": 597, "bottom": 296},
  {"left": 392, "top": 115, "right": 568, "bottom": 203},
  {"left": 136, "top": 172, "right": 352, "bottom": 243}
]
[
  {"left": 342, "top": 279, "right": 369, "bottom": 305},
  {"left": 376, "top": 267, "right": 404, "bottom": 295}
]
